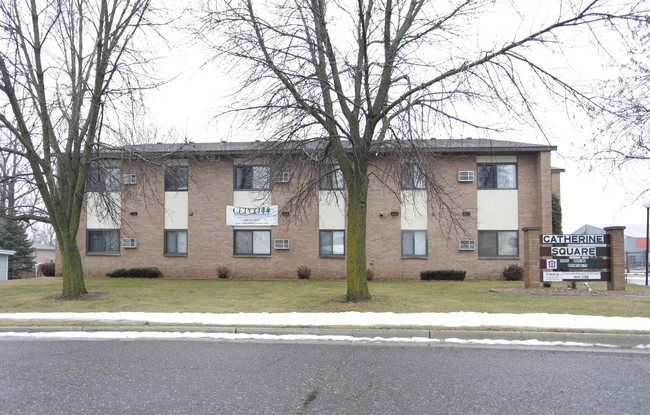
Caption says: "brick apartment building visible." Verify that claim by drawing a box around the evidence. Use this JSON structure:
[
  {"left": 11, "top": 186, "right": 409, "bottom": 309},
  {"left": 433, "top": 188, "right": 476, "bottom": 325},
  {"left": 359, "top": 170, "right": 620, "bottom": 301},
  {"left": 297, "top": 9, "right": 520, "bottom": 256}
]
[{"left": 63, "top": 139, "right": 561, "bottom": 281}]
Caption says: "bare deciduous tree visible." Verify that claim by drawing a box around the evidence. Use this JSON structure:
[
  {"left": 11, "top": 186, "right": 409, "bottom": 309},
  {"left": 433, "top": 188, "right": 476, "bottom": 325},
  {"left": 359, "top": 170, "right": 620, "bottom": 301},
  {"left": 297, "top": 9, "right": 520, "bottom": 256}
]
[
  {"left": 0, "top": 0, "right": 155, "bottom": 298},
  {"left": 199, "top": 0, "right": 648, "bottom": 301},
  {"left": 1, "top": 131, "right": 43, "bottom": 220},
  {"left": 585, "top": 20, "right": 650, "bottom": 200}
]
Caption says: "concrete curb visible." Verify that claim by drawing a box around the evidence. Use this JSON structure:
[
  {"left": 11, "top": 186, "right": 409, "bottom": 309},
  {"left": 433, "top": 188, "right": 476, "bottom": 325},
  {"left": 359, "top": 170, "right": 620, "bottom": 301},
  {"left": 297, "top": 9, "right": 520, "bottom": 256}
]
[{"left": 1, "top": 326, "right": 649, "bottom": 351}]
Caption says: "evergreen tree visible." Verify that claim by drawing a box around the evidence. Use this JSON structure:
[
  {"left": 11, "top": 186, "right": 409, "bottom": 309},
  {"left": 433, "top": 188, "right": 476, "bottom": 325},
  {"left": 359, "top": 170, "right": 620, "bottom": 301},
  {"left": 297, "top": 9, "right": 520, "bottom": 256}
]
[
  {"left": 0, "top": 220, "right": 35, "bottom": 277},
  {"left": 552, "top": 193, "right": 563, "bottom": 235}
]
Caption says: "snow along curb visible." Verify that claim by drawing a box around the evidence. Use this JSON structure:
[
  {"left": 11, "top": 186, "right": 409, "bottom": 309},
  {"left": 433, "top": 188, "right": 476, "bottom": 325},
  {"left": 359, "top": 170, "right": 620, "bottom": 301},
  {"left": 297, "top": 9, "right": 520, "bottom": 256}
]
[{"left": 1, "top": 326, "right": 649, "bottom": 351}]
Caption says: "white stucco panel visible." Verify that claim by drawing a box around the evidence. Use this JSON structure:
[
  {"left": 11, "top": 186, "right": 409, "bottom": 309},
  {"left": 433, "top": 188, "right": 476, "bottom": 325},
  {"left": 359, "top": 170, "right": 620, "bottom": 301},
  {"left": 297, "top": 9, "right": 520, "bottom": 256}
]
[
  {"left": 318, "top": 191, "right": 345, "bottom": 229},
  {"left": 164, "top": 191, "right": 189, "bottom": 229},
  {"left": 86, "top": 192, "right": 121, "bottom": 229},
  {"left": 401, "top": 190, "right": 428, "bottom": 230},
  {"left": 233, "top": 191, "right": 271, "bottom": 208},
  {"left": 477, "top": 189, "right": 519, "bottom": 230}
]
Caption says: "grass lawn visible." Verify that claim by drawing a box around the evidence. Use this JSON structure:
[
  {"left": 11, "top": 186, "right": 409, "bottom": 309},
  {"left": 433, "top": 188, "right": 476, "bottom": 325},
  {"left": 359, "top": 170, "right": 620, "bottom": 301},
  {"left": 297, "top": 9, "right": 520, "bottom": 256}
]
[{"left": 0, "top": 277, "right": 649, "bottom": 319}]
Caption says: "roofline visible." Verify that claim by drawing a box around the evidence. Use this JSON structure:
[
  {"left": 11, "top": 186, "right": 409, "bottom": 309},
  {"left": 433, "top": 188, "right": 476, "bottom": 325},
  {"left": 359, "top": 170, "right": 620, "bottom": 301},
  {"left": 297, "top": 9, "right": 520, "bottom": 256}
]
[{"left": 109, "top": 139, "right": 557, "bottom": 159}]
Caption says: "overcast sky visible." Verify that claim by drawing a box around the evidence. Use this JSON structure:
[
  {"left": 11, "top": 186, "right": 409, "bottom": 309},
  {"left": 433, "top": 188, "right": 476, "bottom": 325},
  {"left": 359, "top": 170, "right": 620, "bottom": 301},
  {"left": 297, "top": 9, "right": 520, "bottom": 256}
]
[{"left": 145, "top": 1, "right": 650, "bottom": 237}]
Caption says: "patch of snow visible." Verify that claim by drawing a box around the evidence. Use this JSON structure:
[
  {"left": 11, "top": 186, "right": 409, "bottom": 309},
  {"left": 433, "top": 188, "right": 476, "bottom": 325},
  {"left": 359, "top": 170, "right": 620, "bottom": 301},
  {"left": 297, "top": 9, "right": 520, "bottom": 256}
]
[
  {"left": 0, "top": 331, "right": 619, "bottom": 348},
  {"left": 0, "top": 311, "right": 649, "bottom": 331}
]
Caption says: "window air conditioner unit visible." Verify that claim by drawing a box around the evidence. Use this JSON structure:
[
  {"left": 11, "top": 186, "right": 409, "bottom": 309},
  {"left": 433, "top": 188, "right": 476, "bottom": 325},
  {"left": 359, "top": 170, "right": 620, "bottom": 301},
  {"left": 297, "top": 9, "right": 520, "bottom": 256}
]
[
  {"left": 123, "top": 174, "right": 137, "bottom": 185},
  {"left": 274, "top": 172, "right": 291, "bottom": 183},
  {"left": 122, "top": 238, "right": 137, "bottom": 248},
  {"left": 458, "top": 171, "right": 475, "bottom": 182},
  {"left": 459, "top": 240, "right": 475, "bottom": 251},
  {"left": 274, "top": 239, "right": 290, "bottom": 250}
]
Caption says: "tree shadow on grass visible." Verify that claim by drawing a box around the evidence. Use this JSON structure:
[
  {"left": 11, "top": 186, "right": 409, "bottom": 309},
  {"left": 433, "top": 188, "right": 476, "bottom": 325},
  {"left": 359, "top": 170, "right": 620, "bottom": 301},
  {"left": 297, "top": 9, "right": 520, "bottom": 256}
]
[{"left": 48, "top": 292, "right": 108, "bottom": 301}]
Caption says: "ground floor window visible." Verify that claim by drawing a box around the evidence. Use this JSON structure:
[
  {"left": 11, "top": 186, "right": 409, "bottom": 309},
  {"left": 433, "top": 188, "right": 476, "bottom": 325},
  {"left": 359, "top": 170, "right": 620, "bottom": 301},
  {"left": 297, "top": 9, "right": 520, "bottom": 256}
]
[
  {"left": 165, "top": 230, "right": 188, "bottom": 254},
  {"left": 320, "top": 230, "right": 345, "bottom": 256},
  {"left": 402, "top": 230, "right": 427, "bottom": 257},
  {"left": 234, "top": 230, "right": 271, "bottom": 255},
  {"left": 87, "top": 229, "right": 120, "bottom": 254},
  {"left": 478, "top": 230, "right": 518, "bottom": 257}
]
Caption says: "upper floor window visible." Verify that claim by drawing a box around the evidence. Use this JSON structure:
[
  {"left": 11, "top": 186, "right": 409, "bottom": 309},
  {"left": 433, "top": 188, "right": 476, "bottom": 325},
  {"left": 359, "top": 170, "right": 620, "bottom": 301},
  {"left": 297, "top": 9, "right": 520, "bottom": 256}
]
[
  {"left": 319, "top": 165, "right": 344, "bottom": 190},
  {"left": 164, "top": 166, "right": 188, "bottom": 191},
  {"left": 401, "top": 165, "right": 425, "bottom": 190},
  {"left": 477, "top": 163, "right": 517, "bottom": 189},
  {"left": 87, "top": 166, "right": 121, "bottom": 192},
  {"left": 235, "top": 165, "right": 270, "bottom": 190}
]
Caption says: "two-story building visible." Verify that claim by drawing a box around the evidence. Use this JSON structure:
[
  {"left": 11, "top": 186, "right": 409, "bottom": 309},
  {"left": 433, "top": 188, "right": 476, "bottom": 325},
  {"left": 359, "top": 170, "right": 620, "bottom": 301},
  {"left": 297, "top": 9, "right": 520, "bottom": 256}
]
[{"left": 62, "top": 139, "right": 560, "bottom": 280}]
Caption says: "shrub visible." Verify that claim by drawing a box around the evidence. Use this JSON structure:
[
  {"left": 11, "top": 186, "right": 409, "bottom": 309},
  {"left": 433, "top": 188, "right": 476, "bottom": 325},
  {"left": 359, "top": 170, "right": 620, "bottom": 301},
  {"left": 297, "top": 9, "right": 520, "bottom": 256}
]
[
  {"left": 502, "top": 264, "right": 524, "bottom": 281},
  {"left": 40, "top": 262, "right": 56, "bottom": 277},
  {"left": 297, "top": 265, "right": 312, "bottom": 279},
  {"left": 420, "top": 270, "right": 466, "bottom": 281},
  {"left": 542, "top": 281, "right": 552, "bottom": 288},
  {"left": 366, "top": 269, "right": 375, "bottom": 281},
  {"left": 217, "top": 266, "right": 231, "bottom": 279},
  {"left": 106, "top": 267, "right": 162, "bottom": 278}
]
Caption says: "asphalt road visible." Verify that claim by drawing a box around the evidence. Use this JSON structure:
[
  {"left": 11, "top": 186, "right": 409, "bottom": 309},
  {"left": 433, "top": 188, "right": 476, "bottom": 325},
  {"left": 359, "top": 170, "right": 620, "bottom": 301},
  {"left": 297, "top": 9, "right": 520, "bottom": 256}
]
[{"left": 0, "top": 339, "right": 648, "bottom": 414}]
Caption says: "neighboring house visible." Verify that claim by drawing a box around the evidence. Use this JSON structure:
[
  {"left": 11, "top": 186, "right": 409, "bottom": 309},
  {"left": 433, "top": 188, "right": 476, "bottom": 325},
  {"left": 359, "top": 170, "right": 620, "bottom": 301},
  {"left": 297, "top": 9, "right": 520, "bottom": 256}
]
[
  {"left": 58, "top": 139, "right": 559, "bottom": 281},
  {"left": 0, "top": 250, "right": 15, "bottom": 281},
  {"left": 31, "top": 243, "right": 56, "bottom": 265}
]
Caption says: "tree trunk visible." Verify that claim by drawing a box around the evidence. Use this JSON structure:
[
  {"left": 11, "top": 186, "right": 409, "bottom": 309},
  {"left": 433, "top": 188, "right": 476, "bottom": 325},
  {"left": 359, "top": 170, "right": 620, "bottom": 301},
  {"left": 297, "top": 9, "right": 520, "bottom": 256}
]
[
  {"left": 60, "top": 236, "right": 87, "bottom": 298},
  {"left": 346, "top": 177, "right": 371, "bottom": 301}
]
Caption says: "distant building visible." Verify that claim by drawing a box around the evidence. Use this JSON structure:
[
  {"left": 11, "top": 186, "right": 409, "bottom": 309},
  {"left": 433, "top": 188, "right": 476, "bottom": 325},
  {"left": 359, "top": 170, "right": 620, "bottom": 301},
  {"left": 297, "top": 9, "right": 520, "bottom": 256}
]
[
  {"left": 572, "top": 224, "right": 645, "bottom": 269},
  {"left": 0, "top": 250, "right": 15, "bottom": 281},
  {"left": 31, "top": 243, "right": 56, "bottom": 265}
]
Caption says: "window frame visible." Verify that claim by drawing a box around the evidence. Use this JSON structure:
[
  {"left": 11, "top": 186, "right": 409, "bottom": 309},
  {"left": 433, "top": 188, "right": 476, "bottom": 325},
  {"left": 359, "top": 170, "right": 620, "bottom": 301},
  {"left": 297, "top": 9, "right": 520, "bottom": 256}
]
[
  {"left": 477, "top": 230, "right": 519, "bottom": 258},
  {"left": 319, "top": 165, "right": 344, "bottom": 191},
  {"left": 401, "top": 230, "right": 428, "bottom": 258},
  {"left": 233, "top": 229, "right": 272, "bottom": 256},
  {"left": 319, "top": 229, "right": 345, "bottom": 257},
  {"left": 477, "top": 163, "right": 517, "bottom": 190},
  {"left": 86, "top": 229, "right": 120, "bottom": 254},
  {"left": 234, "top": 165, "right": 271, "bottom": 191},
  {"left": 86, "top": 166, "right": 121, "bottom": 192},
  {"left": 164, "top": 229, "right": 188, "bottom": 255},
  {"left": 400, "top": 165, "right": 426, "bottom": 190},
  {"left": 164, "top": 166, "right": 188, "bottom": 192}
]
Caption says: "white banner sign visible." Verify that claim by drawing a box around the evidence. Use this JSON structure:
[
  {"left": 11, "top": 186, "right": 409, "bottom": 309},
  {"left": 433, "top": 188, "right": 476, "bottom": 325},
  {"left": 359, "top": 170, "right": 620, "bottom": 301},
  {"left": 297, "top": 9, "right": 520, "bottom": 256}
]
[
  {"left": 543, "top": 272, "right": 601, "bottom": 282},
  {"left": 226, "top": 205, "right": 278, "bottom": 226}
]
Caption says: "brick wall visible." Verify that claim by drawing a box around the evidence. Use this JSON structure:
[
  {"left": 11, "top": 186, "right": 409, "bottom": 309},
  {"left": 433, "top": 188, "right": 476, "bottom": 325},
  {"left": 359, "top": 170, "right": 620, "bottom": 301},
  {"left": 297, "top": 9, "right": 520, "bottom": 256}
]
[{"left": 62, "top": 150, "right": 554, "bottom": 281}]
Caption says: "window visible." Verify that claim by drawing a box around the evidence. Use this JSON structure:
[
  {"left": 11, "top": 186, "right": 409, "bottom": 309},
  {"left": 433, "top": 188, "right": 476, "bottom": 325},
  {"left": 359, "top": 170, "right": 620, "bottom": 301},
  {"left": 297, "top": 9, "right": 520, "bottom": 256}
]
[
  {"left": 87, "top": 229, "right": 120, "bottom": 254},
  {"left": 477, "top": 163, "right": 517, "bottom": 189},
  {"left": 478, "top": 230, "right": 518, "bottom": 257},
  {"left": 401, "top": 165, "right": 425, "bottom": 190},
  {"left": 402, "top": 230, "right": 427, "bottom": 257},
  {"left": 164, "top": 166, "right": 188, "bottom": 191},
  {"left": 87, "top": 167, "right": 121, "bottom": 192},
  {"left": 234, "top": 230, "right": 271, "bottom": 255},
  {"left": 319, "top": 165, "right": 344, "bottom": 190},
  {"left": 165, "top": 230, "right": 188, "bottom": 254},
  {"left": 234, "top": 165, "right": 270, "bottom": 190},
  {"left": 319, "top": 230, "right": 345, "bottom": 256}
]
